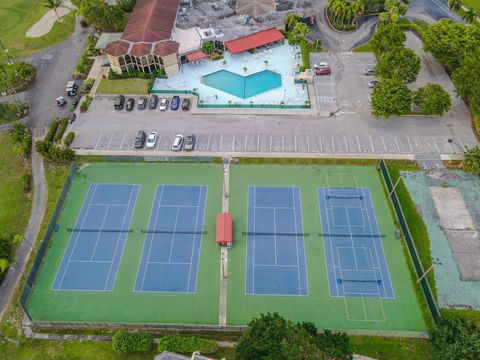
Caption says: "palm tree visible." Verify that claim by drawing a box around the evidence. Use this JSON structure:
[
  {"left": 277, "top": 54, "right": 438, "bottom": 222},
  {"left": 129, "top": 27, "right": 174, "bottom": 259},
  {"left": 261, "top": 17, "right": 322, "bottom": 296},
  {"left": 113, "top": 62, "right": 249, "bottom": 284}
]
[
  {"left": 44, "top": 0, "right": 64, "bottom": 22},
  {"left": 448, "top": 0, "right": 462, "bottom": 12},
  {"left": 462, "top": 7, "right": 477, "bottom": 23}
]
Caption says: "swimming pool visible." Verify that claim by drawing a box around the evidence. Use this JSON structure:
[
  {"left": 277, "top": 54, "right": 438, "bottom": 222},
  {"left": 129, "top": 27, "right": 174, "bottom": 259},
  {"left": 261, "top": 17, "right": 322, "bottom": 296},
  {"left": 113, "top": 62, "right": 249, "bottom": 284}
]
[{"left": 201, "top": 70, "right": 282, "bottom": 99}]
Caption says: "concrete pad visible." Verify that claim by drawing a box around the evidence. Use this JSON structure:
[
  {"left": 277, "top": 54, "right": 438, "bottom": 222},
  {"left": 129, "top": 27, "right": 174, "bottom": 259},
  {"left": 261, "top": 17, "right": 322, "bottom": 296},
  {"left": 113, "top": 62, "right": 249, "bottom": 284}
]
[
  {"left": 430, "top": 186, "right": 480, "bottom": 281},
  {"left": 26, "top": 7, "right": 71, "bottom": 38}
]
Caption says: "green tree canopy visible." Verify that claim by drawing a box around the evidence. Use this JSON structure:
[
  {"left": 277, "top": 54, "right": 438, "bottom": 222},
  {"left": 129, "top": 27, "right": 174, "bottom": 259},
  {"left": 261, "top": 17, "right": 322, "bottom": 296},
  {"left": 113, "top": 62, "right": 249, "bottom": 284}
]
[
  {"left": 375, "top": 47, "right": 421, "bottom": 83},
  {"left": 431, "top": 317, "right": 480, "bottom": 360},
  {"left": 236, "top": 313, "right": 318, "bottom": 360},
  {"left": 463, "top": 146, "right": 480, "bottom": 177},
  {"left": 413, "top": 83, "right": 451, "bottom": 115},
  {"left": 452, "top": 48, "right": 480, "bottom": 104},
  {"left": 77, "top": 0, "right": 126, "bottom": 31},
  {"left": 423, "top": 19, "right": 480, "bottom": 69},
  {"left": 371, "top": 79, "right": 413, "bottom": 117},
  {"left": 290, "top": 22, "right": 311, "bottom": 40},
  {"left": 370, "top": 23, "right": 406, "bottom": 56}
]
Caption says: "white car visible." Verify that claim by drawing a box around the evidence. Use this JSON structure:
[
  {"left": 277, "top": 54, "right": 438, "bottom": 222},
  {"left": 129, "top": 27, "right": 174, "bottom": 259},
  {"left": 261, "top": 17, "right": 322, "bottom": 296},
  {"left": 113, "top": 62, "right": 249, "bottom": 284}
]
[
  {"left": 314, "top": 62, "right": 328, "bottom": 69},
  {"left": 146, "top": 132, "right": 157, "bottom": 149},
  {"left": 159, "top": 98, "right": 168, "bottom": 111},
  {"left": 171, "top": 134, "right": 184, "bottom": 151}
]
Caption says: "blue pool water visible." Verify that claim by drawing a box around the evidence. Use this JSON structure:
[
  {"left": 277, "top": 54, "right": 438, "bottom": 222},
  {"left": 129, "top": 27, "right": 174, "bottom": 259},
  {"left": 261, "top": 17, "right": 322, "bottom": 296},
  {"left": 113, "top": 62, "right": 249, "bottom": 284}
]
[{"left": 201, "top": 70, "right": 282, "bottom": 99}]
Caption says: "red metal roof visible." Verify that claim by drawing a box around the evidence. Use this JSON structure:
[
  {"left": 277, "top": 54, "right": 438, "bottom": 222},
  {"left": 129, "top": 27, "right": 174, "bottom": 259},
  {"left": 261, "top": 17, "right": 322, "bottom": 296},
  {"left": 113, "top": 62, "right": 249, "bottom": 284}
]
[
  {"left": 121, "top": 0, "right": 179, "bottom": 43},
  {"left": 224, "top": 28, "right": 285, "bottom": 54},
  {"left": 104, "top": 40, "right": 130, "bottom": 56},
  {"left": 186, "top": 51, "right": 207, "bottom": 62},
  {"left": 216, "top": 213, "right": 232, "bottom": 244}
]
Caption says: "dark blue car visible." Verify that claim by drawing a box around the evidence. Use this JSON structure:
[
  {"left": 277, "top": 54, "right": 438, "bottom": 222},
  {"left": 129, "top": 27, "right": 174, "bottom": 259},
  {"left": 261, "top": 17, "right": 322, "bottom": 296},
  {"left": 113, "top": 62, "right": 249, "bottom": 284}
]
[{"left": 170, "top": 96, "right": 180, "bottom": 110}]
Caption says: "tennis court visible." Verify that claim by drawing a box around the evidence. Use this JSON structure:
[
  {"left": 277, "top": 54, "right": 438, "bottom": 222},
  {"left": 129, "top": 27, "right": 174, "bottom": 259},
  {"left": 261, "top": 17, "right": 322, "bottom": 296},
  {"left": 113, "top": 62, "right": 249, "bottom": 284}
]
[
  {"left": 134, "top": 185, "right": 208, "bottom": 293},
  {"left": 52, "top": 184, "right": 140, "bottom": 291},
  {"left": 246, "top": 186, "right": 308, "bottom": 296},
  {"left": 317, "top": 187, "right": 394, "bottom": 299}
]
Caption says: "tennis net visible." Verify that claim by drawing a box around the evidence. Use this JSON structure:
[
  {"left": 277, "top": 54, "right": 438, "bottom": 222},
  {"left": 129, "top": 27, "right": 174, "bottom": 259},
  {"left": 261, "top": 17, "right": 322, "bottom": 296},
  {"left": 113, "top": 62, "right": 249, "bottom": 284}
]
[
  {"left": 141, "top": 229, "right": 207, "bottom": 235},
  {"left": 318, "top": 233, "right": 384, "bottom": 238},
  {"left": 242, "top": 232, "right": 310, "bottom": 237},
  {"left": 66, "top": 228, "right": 132, "bottom": 233},
  {"left": 325, "top": 195, "right": 363, "bottom": 199}
]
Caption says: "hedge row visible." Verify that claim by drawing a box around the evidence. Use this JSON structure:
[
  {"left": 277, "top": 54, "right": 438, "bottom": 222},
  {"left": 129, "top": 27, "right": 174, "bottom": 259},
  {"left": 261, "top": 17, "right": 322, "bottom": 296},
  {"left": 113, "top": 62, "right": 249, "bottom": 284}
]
[
  {"left": 112, "top": 331, "right": 153, "bottom": 353},
  {"left": 54, "top": 118, "right": 69, "bottom": 143},
  {"left": 35, "top": 140, "right": 75, "bottom": 163},
  {"left": 44, "top": 118, "right": 60, "bottom": 142},
  {"left": 63, "top": 132, "right": 75, "bottom": 147},
  {"left": 157, "top": 335, "right": 217, "bottom": 354}
]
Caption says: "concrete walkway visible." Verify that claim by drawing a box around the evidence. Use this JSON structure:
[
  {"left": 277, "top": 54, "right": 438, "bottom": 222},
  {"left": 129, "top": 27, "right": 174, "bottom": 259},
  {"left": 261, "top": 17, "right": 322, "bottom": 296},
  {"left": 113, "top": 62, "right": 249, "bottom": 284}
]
[
  {"left": 0, "top": 132, "right": 48, "bottom": 321},
  {"left": 26, "top": 7, "right": 71, "bottom": 38}
]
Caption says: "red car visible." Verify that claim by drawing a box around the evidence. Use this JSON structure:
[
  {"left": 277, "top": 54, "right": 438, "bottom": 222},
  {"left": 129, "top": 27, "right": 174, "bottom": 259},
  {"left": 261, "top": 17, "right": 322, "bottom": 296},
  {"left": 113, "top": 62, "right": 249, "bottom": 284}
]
[{"left": 315, "top": 67, "right": 331, "bottom": 75}]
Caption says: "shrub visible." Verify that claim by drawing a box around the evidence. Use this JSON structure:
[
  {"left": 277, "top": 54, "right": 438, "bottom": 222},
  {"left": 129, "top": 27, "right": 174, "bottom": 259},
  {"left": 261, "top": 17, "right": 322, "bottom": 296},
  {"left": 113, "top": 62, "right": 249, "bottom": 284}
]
[
  {"left": 64, "top": 132, "right": 75, "bottom": 147},
  {"left": 44, "top": 118, "right": 60, "bottom": 142},
  {"left": 80, "top": 78, "right": 95, "bottom": 94},
  {"left": 54, "top": 118, "right": 69, "bottom": 143},
  {"left": 463, "top": 145, "right": 480, "bottom": 176},
  {"left": 10, "top": 122, "right": 32, "bottom": 156},
  {"left": 35, "top": 140, "right": 53, "bottom": 157},
  {"left": 431, "top": 317, "right": 480, "bottom": 360},
  {"left": 35, "top": 140, "right": 75, "bottom": 163},
  {"left": 157, "top": 335, "right": 217, "bottom": 354},
  {"left": 112, "top": 331, "right": 153, "bottom": 353},
  {"left": 22, "top": 173, "right": 31, "bottom": 193},
  {"left": 80, "top": 95, "right": 93, "bottom": 113}
]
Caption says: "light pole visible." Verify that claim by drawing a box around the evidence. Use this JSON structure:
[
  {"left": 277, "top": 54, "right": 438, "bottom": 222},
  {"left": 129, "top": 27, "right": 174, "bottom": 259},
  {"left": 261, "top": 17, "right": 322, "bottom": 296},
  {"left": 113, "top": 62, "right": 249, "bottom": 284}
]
[
  {"left": 417, "top": 257, "right": 442, "bottom": 284},
  {"left": 0, "top": 40, "right": 13, "bottom": 65}
]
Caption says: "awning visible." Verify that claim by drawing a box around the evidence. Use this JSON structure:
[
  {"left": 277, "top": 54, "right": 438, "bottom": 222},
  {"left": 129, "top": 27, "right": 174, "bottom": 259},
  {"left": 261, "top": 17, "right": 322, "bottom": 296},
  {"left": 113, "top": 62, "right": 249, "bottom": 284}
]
[
  {"left": 224, "top": 28, "right": 284, "bottom": 54},
  {"left": 216, "top": 213, "right": 232, "bottom": 244},
  {"left": 186, "top": 51, "right": 207, "bottom": 62}
]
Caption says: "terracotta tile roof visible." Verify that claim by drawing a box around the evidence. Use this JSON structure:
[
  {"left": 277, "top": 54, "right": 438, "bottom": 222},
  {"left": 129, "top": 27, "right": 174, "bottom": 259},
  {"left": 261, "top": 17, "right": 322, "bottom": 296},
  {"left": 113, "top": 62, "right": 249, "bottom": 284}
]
[
  {"left": 104, "top": 40, "right": 130, "bottom": 56},
  {"left": 153, "top": 41, "right": 180, "bottom": 57},
  {"left": 130, "top": 42, "right": 153, "bottom": 56},
  {"left": 121, "top": 0, "right": 180, "bottom": 43}
]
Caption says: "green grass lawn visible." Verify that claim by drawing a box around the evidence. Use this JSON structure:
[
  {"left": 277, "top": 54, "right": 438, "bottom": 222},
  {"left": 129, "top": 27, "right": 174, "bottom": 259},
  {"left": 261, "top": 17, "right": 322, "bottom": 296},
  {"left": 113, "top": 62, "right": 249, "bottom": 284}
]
[
  {"left": 0, "top": 131, "right": 32, "bottom": 241},
  {"left": 96, "top": 79, "right": 150, "bottom": 95},
  {"left": 0, "top": 2, "right": 74, "bottom": 58},
  {"left": 0, "top": 103, "right": 21, "bottom": 125},
  {"left": 0, "top": 62, "right": 36, "bottom": 95},
  {"left": 227, "top": 164, "right": 426, "bottom": 333},
  {"left": 461, "top": 0, "right": 480, "bottom": 14},
  {"left": 352, "top": 42, "right": 373, "bottom": 52}
]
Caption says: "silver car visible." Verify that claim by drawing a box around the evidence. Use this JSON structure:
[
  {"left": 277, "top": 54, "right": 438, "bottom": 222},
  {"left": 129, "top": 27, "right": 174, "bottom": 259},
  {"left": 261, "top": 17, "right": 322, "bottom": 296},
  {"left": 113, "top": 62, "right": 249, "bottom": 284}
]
[
  {"left": 146, "top": 132, "right": 157, "bottom": 149},
  {"left": 171, "top": 134, "right": 184, "bottom": 151}
]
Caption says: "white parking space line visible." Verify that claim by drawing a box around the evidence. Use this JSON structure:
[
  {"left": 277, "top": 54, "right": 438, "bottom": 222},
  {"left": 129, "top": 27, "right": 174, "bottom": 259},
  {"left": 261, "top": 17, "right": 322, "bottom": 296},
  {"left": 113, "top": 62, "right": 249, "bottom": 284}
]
[
  {"left": 369, "top": 136, "right": 375, "bottom": 152},
  {"left": 344, "top": 136, "right": 348, "bottom": 152},
  {"left": 319, "top": 136, "right": 323, "bottom": 152},
  {"left": 394, "top": 136, "right": 400, "bottom": 153},
  {"left": 356, "top": 136, "right": 361, "bottom": 152},
  {"left": 447, "top": 139, "right": 454, "bottom": 154},
  {"left": 306, "top": 136, "right": 310, "bottom": 152},
  {"left": 219, "top": 134, "right": 223, "bottom": 150},
  {"left": 207, "top": 134, "right": 211, "bottom": 150},
  {"left": 94, "top": 134, "right": 104, "bottom": 149},
  {"left": 106, "top": 134, "right": 114, "bottom": 150},
  {"left": 244, "top": 135, "right": 248, "bottom": 152},
  {"left": 432, "top": 137, "right": 440, "bottom": 153},
  {"left": 382, "top": 136, "right": 387, "bottom": 152},
  {"left": 232, "top": 134, "right": 235, "bottom": 151},
  {"left": 119, "top": 134, "right": 127, "bottom": 149},
  {"left": 332, "top": 136, "right": 336, "bottom": 152},
  {"left": 407, "top": 136, "right": 413, "bottom": 153}
]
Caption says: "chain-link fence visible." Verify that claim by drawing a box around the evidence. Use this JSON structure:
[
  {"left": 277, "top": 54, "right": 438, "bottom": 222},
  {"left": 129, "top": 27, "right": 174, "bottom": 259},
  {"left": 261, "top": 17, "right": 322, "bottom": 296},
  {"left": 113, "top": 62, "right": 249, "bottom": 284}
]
[
  {"left": 379, "top": 159, "right": 441, "bottom": 322},
  {"left": 19, "top": 163, "right": 78, "bottom": 321}
]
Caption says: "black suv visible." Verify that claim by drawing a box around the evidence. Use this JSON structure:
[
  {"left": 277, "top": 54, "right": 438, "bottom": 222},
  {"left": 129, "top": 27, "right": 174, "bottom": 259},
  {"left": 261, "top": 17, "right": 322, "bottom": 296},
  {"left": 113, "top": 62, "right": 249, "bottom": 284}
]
[
  {"left": 126, "top": 98, "right": 135, "bottom": 111},
  {"left": 148, "top": 94, "right": 158, "bottom": 109},
  {"left": 134, "top": 131, "right": 147, "bottom": 148},
  {"left": 181, "top": 98, "right": 191, "bottom": 111},
  {"left": 137, "top": 97, "right": 147, "bottom": 110},
  {"left": 114, "top": 95, "right": 125, "bottom": 110}
]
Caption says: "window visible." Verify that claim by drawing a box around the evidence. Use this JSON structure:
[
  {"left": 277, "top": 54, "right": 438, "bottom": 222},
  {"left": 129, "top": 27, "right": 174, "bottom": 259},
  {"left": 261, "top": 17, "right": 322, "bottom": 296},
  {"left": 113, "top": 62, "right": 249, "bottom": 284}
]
[
  {"left": 119, "top": 57, "right": 125, "bottom": 66},
  {"left": 141, "top": 56, "right": 148, "bottom": 66}
]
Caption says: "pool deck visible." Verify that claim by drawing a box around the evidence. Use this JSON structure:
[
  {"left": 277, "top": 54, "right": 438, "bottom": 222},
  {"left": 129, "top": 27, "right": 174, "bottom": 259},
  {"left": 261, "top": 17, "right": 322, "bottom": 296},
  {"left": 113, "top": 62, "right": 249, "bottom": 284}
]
[{"left": 152, "top": 44, "right": 310, "bottom": 107}]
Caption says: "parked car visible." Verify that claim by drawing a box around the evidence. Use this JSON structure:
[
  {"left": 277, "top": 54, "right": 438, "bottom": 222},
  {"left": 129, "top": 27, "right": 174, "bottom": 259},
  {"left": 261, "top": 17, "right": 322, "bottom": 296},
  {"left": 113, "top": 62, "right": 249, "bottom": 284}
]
[
  {"left": 126, "top": 98, "right": 135, "bottom": 111},
  {"left": 183, "top": 133, "right": 195, "bottom": 151},
  {"left": 368, "top": 80, "right": 378, "bottom": 88},
  {"left": 171, "top": 134, "right": 184, "bottom": 151},
  {"left": 148, "top": 94, "right": 158, "bottom": 109},
  {"left": 146, "top": 132, "right": 157, "bottom": 149},
  {"left": 181, "top": 98, "right": 191, "bottom": 111},
  {"left": 134, "top": 131, "right": 147, "bottom": 149},
  {"left": 69, "top": 113, "right": 76, "bottom": 123},
  {"left": 314, "top": 62, "right": 328, "bottom": 69},
  {"left": 71, "top": 98, "right": 80, "bottom": 109},
  {"left": 66, "top": 81, "right": 78, "bottom": 90},
  {"left": 66, "top": 88, "right": 77, "bottom": 97},
  {"left": 56, "top": 96, "right": 67, "bottom": 107},
  {"left": 137, "top": 97, "right": 147, "bottom": 110},
  {"left": 170, "top": 96, "right": 180, "bottom": 111},
  {"left": 363, "top": 68, "right": 375, "bottom": 75},
  {"left": 315, "top": 67, "right": 331, "bottom": 76},
  {"left": 159, "top": 98, "right": 168, "bottom": 111},
  {"left": 114, "top": 95, "right": 125, "bottom": 110}
]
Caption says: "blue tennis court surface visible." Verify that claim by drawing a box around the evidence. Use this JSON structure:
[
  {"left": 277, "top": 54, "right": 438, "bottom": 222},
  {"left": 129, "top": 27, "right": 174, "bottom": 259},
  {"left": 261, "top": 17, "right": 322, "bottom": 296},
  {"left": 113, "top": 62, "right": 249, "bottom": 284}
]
[
  {"left": 246, "top": 186, "right": 308, "bottom": 296},
  {"left": 52, "top": 184, "right": 139, "bottom": 291},
  {"left": 134, "top": 185, "right": 207, "bottom": 293},
  {"left": 317, "top": 187, "right": 394, "bottom": 299}
]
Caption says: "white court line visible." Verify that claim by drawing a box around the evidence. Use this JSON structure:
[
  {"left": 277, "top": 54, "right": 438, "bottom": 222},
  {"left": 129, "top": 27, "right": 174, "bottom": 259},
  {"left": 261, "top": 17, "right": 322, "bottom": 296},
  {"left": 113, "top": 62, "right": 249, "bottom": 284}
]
[
  {"left": 273, "top": 208, "right": 277, "bottom": 265},
  {"left": 89, "top": 205, "right": 110, "bottom": 261},
  {"left": 255, "top": 264, "right": 299, "bottom": 267}
]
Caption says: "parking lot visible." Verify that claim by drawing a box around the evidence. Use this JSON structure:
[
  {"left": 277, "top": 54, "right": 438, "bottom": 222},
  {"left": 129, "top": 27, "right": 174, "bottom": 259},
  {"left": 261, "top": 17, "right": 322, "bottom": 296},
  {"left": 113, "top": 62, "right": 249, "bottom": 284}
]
[{"left": 69, "top": 97, "right": 473, "bottom": 157}]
